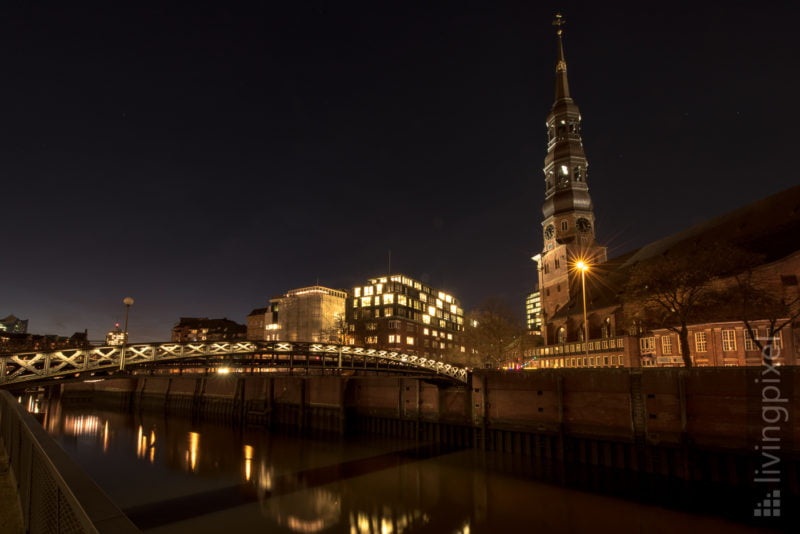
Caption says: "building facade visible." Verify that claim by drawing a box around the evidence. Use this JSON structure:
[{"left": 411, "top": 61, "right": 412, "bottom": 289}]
[
  {"left": 247, "top": 286, "right": 347, "bottom": 342},
  {"left": 171, "top": 317, "right": 246, "bottom": 343},
  {"left": 347, "top": 274, "right": 464, "bottom": 359}
]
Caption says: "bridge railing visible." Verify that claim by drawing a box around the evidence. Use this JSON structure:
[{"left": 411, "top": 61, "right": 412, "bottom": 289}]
[
  {"left": 0, "top": 341, "right": 469, "bottom": 385},
  {"left": 0, "top": 390, "right": 140, "bottom": 533}
]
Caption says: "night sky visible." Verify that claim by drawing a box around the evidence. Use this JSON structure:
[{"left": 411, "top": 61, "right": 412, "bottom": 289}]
[{"left": 2, "top": 2, "right": 798, "bottom": 342}]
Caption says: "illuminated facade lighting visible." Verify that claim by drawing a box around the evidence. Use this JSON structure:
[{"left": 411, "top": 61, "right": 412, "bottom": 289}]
[{"left": 347, "top": 274, "right": 464, "bottom": 358}]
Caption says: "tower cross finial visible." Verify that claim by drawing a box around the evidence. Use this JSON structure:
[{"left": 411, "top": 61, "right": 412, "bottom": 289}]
[{"left": 552, "top": 13, "right": 566, "bottom": 35}]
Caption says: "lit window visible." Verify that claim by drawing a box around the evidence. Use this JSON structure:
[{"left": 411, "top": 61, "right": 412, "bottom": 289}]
[
  {"left": 428, "top": 306, "right": 436, "bottom": 316},
  {"left": 422, "top": 315, "right": 431, "bottom": 324},
  {"left": 376, "top": 284, "right": 383, "bottom": 294},
  {"left": 406, "top": 337, "right": 414, "bottom": 345},
  {"left": 354, "top": 287, "right": 361, "bottom": 297},
  {"left": 436, "top": 299, "right": 443, "bottom": 308},
  {"left": 661, "top": 336, "right": 672, "bottom": 355},
  {"left": 773, "top": 330, "right": 783, "bottom": 349},
  {"left": 447, "top": 333, "right": 453, "bottom": 340},
  {"left": 366, "top": 336, "right": 378, "bottom": 344},
  {"left": 419, "top": 293, "right": 427, "bottom": 302},
  {"left": 438, "top": 292, "right": 445, "bottom": 299},
  {"left": 398, "top": 295, "right": 407, "bottom": 306},
  {"left": 423, "top": 328, "right": 429, "bottom": 335},
  {"left": 361, "top": 297, "right": 371, "bottom": 307},
  {"left": 560, "top": 164, "right": 568, "bottom": 175},
  {"left": 363, "top": 286, "right": 373, "bottom": 296},
  {"left": 722, "top": 329, "right": 736, "bottom": 351},
  {"left": 450, "top": 304, "right": 457, "bottom": 314},
  {"left": 695, "top": 331, "right": 707, "bottom": 352},
  {"left": 383, "top": 293, "right": 394, "bottom": 304},
  {"left": 388, "top": 334, "right": 397, "bottom": 343},
  {"left": 460, "top": 346, "right": 465, "bottom": 352},
  {"left": 744, "top": 328, "right": 758, "bottom": 351},
  {"left": 640, "top": 337, "right": 655, "bottom": 353}
]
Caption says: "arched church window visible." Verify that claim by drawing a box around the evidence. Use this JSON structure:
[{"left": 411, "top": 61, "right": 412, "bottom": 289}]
[
  {"left": 557, "top": 327, "right": 566, "bottom": 344},
  {"left": 574, "top": 167, "right": 583, "bottom": 182}
]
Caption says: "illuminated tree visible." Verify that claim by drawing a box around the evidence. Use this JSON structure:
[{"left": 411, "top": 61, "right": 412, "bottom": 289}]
[{"left": 461, "top": 297, "right": 527, "bottom": 369}]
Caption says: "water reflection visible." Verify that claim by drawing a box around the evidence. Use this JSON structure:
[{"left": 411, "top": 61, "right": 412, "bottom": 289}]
[
  {"left": 187, "top": 431, "right": 200, "bottom": 472},
  {"left": 29, "top": 395, "right": 788, "bottom": 534},
  {"left": 243, "top": 445, "right": 254, "bottom": 482}
]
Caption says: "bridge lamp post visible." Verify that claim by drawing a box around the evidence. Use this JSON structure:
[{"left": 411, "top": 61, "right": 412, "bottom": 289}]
[
  {"left": 120, "top": 297, "right": 134, "bottom": 371},
  {"left": 575, "top": 261, "right": 590, "bottom": 360}
]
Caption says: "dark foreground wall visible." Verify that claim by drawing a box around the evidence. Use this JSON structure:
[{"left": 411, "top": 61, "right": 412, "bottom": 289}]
[{"left": 56, "top": 368, "right": 799, "bottom": 491}]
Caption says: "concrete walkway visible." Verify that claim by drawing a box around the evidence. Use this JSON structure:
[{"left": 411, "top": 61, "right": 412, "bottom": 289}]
[{"left": 0, "top": 443, "right": 23, "bottom": 534}]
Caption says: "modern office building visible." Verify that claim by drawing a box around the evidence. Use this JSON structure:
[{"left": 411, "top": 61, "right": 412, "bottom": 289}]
[
  {"left": 347, "top": 274, "right": 464, "bottom": 359},
  {"left": 525, "top": 291, "right": 542, "bottom": 333}
]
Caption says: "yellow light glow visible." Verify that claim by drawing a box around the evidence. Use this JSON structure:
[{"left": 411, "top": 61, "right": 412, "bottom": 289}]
[
  {"left": 243, "top": 444, "right": 254, "bottom": 481},
  {"left": 575, "top": 260, "right": 589, "bottom": 272},
  {"left": 218, "top": 367, "right": 231, "bottom": 374},
  {"left": 188, "top": 432, "right": 200, "bottom": 471},
  {"left": 103, "top": 421, "right": 109, "bottom": 453}
]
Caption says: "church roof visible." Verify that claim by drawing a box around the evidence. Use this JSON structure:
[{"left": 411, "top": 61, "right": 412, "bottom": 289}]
[{"left": 550, "top": 184, "right": 800, "bottom": 321}]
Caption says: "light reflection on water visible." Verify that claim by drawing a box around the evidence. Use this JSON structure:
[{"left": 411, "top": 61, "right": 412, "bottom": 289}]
[{"left": 31, "top": 396, "right": 781, "bottom": 534}]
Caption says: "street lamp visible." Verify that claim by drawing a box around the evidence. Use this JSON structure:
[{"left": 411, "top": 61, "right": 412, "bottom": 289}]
[
  {"left": 575, "top": 261, "right": 590, "bottom": 361},
  {"left": 120, "top": 297, "right": 134, "bottom": 371}
]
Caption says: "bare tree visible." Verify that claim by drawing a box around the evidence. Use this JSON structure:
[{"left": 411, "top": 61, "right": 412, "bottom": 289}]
[
  {"left": 462, "top": 297, "right": 527, "bottom": 369},
  {"left": 623, "top": 243, "right": 753, "bottom": 367},
  {"left": 319, "top": 312, "right": 349, "bottom": 344},
  {"left": 733, "top": 268, "right": 800, "bottom": 365}
]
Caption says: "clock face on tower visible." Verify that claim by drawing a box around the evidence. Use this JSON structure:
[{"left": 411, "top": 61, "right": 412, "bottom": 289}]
[
  {"left": 576, "top": 217, "right": 592, "bottom": 232},
  {"left": 544, "top": 224, "right": 555, "bottom": 239}
]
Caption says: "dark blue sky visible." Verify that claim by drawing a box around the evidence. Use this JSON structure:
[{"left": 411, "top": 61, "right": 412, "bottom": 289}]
[{"left": 2, "top": 2, "right": 798, "bottom": 341}]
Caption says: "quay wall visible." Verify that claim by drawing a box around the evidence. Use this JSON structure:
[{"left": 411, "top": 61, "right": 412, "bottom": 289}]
[{"left": 57, "top": 367, "right": 799, "bottom": 491}]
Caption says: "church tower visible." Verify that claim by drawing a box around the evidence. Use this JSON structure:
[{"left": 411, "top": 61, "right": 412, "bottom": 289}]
[{"left": 535, "top": 14, "right": 607, "bottom": 343}]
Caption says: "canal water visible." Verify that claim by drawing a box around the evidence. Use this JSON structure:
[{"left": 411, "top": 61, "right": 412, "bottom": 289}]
[{"left": 35, "top": 398, "right": 785, "bottom": 533}]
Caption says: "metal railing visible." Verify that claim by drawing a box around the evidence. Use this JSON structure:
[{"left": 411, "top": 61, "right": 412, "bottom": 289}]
[
  {"left": 0, "top": 341, "right": 470, "bottom": 385},
  {"left": 0, "top": 390, "right": 139, "bottom": 533}
]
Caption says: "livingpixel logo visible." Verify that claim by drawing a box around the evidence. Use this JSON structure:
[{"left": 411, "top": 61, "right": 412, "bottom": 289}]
[{"left": 753, "top": 336, "right": 786, "bottom": 519}]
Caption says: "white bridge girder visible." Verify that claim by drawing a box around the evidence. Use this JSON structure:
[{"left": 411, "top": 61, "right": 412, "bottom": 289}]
[{"left": 0, "top": 341, "right": 469, "bottom": 385}]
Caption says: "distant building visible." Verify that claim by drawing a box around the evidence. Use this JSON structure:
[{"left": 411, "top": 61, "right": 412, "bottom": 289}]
[
  {"left": 347, "top": 274, "right": 464, "bottom": 359},
  {"left": 171, "top": 317, "right": 246, "bottom": 343},
  {"left": 0, "top": 315, "right": 28, "bottom": 334},
  {"left": 106, "top": 324, "right": 126, "bottom": 346},
  {"left": 247, "top": 286, "right": 347, "bottom": 342},
  {"left": 525, "top": 290, "right": 542, "bottom": 333}
]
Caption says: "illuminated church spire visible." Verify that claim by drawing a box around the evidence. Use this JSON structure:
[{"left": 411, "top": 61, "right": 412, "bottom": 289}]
[
  {"left": 553, "top": 13, "right": 571, "bottom": 102},
  {"left": 541, "top": 13, "right": 597, "bottom": 248}
]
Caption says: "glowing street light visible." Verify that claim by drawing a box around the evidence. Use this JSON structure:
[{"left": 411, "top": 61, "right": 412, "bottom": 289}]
[
  {"left": 575, "top": 260, "right": 590, "bottom": 360},
  {"left": 120, "top": 297, "right": 134, "bottom": 371}
]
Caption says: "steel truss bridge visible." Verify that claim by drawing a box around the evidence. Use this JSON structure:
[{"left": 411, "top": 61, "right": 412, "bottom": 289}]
[{"left": 0, "top": 341, "right": 469, "bottom": 386}]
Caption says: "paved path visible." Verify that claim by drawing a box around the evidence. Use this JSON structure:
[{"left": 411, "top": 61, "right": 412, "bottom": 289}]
[{"left": 0, "top": 443, "right": 23, "bottom": 534}]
